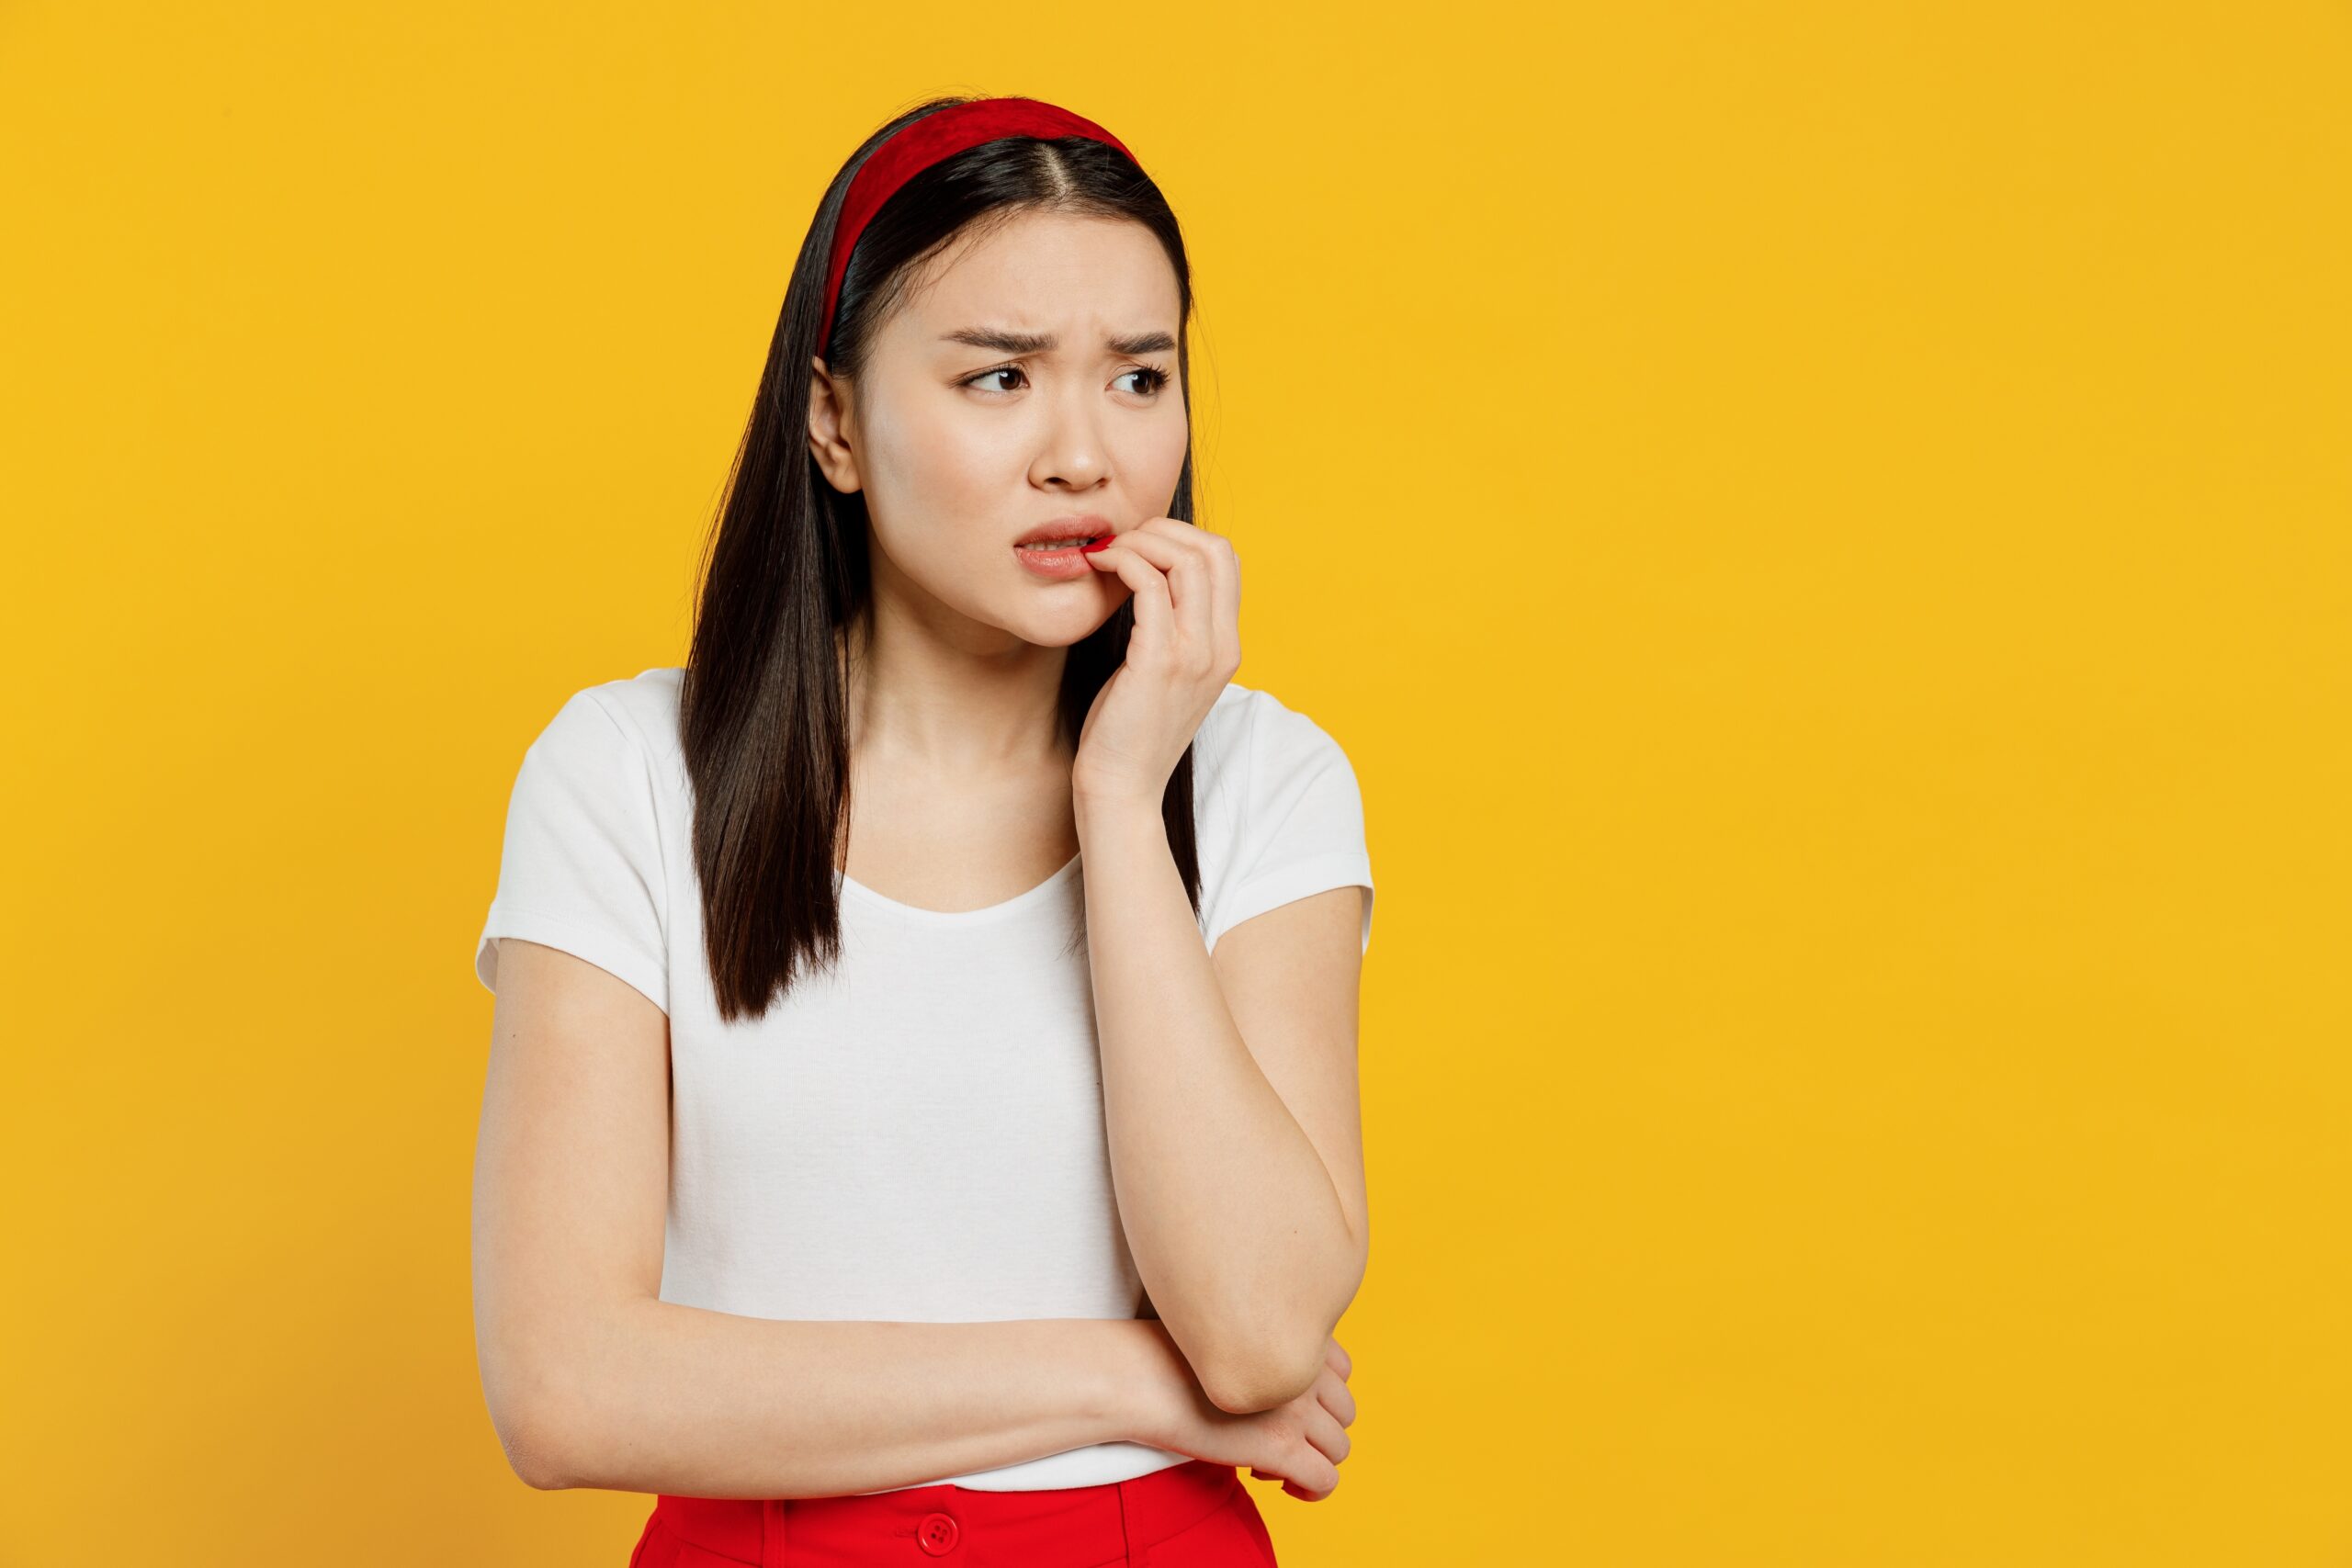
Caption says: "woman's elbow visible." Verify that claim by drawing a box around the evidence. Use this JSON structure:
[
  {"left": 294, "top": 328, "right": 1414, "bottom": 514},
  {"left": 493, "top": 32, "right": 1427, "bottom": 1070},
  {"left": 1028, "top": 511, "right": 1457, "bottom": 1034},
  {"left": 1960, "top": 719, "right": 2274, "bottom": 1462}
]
[
  {"left": 480, "top": 1335, "right": 594, "bottom": 1490},
  {"left": 490, "top": 1391, "right": 582, "bottom": 1490},
  {"left": 1197, "top": 1337, "right": 1329, "bottom": 1416}
]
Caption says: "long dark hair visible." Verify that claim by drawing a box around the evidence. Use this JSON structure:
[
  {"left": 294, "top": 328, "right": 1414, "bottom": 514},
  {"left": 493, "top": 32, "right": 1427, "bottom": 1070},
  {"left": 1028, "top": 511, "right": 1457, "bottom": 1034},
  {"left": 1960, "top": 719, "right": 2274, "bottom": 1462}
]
[{"left": 680, "top": 96, "right": 1203, "bottom": 1023}]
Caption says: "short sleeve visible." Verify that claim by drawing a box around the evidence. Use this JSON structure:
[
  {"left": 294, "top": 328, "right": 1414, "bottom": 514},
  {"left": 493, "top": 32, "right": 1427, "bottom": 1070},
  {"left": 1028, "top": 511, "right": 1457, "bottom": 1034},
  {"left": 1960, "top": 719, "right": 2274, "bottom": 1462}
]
[
  {"left": 1203, "top": 697, "right": 1375, "bottom": 956},
  {"left": 473, "top": 687, "right": 672, "bottom": 1014}
]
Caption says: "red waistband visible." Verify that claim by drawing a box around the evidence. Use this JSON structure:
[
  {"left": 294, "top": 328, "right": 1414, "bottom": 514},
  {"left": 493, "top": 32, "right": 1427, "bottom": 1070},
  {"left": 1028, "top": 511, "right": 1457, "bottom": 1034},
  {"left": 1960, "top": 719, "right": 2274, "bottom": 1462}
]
[{"left": 651, "top": 1457, "right": 1241, "bottom": 1567}]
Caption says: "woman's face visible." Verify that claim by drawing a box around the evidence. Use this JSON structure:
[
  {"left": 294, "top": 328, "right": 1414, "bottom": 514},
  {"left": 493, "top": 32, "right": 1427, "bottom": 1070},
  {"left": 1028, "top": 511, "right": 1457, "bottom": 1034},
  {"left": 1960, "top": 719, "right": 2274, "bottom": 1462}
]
[{"left": 808, "top": 209, "right": 1189, "bottom": 648}]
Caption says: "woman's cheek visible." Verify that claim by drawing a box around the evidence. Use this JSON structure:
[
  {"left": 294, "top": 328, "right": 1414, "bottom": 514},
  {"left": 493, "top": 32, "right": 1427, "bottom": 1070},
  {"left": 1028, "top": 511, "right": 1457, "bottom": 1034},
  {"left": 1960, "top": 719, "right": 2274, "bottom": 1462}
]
[
  {"left": 897, "top": 415, "right": 1000, "bottom": 505},
  {"left": 1143, "top": 415, "right": 1191, "bottom": 499},
  {"left": 863, "top": 410, "right": 972, "bottom": 536}
]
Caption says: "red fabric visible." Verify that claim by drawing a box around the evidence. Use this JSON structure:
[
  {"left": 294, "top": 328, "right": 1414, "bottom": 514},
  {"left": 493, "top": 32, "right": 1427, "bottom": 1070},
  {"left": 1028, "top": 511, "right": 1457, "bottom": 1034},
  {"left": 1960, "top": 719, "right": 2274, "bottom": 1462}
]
[
  {"left": 819, "top": 97, "right": 1141, "bottom": 353},
  {"left": 628, "top": 1457, "right": 1276, "bottom": 1567}
]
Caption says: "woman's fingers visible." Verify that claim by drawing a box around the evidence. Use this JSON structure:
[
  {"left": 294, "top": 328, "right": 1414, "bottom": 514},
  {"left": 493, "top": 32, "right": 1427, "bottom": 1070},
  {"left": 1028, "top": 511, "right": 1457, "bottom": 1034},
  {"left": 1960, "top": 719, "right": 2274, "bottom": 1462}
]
[
  {"left": 1092, "top": 518, "right": 1204, "bottom": 599},
  {"left": 1147, "top": 519, "right": 1242, "bottom": 671},
  {"left": 1303, "top": 1404, "right": 1351, "bottom": 1471},
  {"left": 1246, "top": 1371, "right": 1351, "bottom": 1502},
  {"left": 1320, "top": 1369, "right": 1357, "bottom": 1429},
  {"left": 1082, "top": 534, "right": 1170, "bottom": 644},
  {"left": 1086, "top": 525, "right": 1208, "bottom": 662},
  {"left": 1088, "top": 520, "right": 1237, "bottom": 674},
  {"left": 1136, "top": 518, "right": 1238, "bottom": 671}
]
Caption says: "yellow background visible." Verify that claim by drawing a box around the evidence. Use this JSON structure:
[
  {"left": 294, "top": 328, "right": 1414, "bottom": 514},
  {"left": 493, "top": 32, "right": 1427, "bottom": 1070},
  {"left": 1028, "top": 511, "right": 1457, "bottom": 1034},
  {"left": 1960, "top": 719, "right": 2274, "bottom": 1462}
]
[{"left": 5, "top": 2, "right": 2346, "bottom": 1562}]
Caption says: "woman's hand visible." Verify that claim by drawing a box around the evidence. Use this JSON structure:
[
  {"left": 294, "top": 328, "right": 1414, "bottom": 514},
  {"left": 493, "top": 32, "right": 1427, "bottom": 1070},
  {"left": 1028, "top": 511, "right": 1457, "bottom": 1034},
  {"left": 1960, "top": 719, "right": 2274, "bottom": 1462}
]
[
  {"left": 1072, "top": 517, "right": 1241, "bottom": 807},
  {"left": 1132, "top": 1327, "right": 1359, "bottom": 1502}
]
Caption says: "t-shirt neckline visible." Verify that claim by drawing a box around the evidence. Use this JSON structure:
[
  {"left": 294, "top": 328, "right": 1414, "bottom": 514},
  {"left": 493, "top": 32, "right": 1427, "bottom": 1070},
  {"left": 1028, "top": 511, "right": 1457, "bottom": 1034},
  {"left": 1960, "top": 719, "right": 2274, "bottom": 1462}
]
[{"left": 835, "top": 852, "right": 1082, "bottom": 923}]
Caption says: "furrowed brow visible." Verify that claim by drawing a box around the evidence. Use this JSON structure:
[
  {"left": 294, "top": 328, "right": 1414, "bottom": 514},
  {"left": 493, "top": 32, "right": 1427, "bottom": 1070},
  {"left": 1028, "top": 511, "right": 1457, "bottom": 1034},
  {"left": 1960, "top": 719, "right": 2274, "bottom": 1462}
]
[{"left": 941, "top": 327, "right": 1178, "bottom": 355}]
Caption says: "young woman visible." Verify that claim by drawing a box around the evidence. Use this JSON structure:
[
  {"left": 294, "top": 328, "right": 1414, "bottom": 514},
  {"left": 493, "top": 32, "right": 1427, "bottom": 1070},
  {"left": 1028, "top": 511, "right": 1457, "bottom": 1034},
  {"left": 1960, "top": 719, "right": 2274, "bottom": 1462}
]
[{"left": 469, "top": 94, "right": 1374, "bottom": 1566}]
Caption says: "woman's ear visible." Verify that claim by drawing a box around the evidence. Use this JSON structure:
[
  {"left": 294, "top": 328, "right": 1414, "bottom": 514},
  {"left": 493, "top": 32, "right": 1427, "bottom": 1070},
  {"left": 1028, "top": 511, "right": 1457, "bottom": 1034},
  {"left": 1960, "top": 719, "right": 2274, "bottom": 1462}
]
[{"left": 808, "top": 355, "right": 862, "bottom": 494}]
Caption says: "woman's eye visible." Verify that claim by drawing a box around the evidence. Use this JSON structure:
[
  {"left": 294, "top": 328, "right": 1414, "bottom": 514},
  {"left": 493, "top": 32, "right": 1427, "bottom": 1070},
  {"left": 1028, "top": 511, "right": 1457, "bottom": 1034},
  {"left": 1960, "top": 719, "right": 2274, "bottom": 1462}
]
[{"left": 961, "top": 365, "right": 1170, "bottom": 396}]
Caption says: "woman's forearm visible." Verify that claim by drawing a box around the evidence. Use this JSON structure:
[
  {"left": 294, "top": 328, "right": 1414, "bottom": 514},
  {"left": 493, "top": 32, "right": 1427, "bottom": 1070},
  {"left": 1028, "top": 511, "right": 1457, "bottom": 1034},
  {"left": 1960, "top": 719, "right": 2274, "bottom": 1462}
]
[
  {"left": 1073, "top": 792, "right": 1363, "bottom": 1411},
  {"left": 531, "top": 1303, "right": 1179, "bottom": 1497}
]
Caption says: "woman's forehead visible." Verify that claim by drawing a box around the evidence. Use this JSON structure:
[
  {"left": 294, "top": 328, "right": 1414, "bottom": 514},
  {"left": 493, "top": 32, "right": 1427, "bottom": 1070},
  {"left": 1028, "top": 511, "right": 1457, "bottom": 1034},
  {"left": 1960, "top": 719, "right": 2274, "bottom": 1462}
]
[{"left": 899, "top": 211, "right": 1179, "bottom": 337}]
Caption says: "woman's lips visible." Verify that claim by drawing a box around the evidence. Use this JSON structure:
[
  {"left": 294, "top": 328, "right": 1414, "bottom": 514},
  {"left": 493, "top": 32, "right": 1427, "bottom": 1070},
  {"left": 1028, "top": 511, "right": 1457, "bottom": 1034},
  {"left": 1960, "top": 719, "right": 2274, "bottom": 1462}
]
[{"left": 1012, "top": 537, "right": 1104, "bottom": 579}]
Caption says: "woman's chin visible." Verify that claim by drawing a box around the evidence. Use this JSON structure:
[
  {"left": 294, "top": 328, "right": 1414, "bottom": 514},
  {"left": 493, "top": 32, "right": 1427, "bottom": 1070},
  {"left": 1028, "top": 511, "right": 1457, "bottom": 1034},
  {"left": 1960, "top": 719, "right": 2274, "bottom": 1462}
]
[{"left": 1002, "top": 594, "right": 1116, "bottom": 648}]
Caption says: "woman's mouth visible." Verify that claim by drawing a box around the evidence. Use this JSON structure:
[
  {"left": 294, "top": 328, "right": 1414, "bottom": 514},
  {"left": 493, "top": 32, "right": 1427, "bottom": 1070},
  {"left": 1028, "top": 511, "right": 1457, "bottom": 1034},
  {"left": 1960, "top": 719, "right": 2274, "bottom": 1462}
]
[{"left": 1012, "top": 536, "right": 1103, "bottom": 579}]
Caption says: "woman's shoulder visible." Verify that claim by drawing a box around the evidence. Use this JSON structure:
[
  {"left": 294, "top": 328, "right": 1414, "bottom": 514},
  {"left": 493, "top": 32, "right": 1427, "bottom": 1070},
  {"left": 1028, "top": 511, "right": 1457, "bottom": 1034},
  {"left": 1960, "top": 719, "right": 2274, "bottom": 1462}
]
[
  {"left": 1197, "top": 677, "right": 1350, "bottom": 755},
  {"left": 1191, "top": 680, "right": 1255, "bottom": 785},
  {"left": 1192, "top": 678, "right": 1357, "bottom": 807},
  {"left": 567, "top": 665, "right": 686, "bottom": 753},
  {"left": 519, "top": 667, "right": 688, "bottom": 807},
  {"left": 1188, "top": 678, "right": 1373, "bottom": 952}
]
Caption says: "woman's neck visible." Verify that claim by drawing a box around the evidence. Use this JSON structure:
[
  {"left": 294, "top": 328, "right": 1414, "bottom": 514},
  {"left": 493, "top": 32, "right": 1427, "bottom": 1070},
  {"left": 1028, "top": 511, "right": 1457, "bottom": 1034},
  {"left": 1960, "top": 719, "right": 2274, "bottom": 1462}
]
[{"left": 839, "top": 609, "right": 1072, "bottom": 776}]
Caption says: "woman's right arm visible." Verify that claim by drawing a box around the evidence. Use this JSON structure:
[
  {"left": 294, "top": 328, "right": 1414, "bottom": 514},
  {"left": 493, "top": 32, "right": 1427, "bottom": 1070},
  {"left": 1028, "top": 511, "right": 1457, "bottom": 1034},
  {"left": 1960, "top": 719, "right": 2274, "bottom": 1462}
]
[
  {"left": 517, "top": 1299, "right": 1173, "bottom": 1497},
  {"left": 471, "top": 940, "right": 1348, "bottom": 1499}
]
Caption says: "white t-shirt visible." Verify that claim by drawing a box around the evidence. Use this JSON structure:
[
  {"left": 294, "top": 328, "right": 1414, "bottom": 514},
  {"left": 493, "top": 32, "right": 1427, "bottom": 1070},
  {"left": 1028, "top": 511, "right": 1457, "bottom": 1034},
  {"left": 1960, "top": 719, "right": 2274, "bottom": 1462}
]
[{"left": 472, "top": 666, "right": 1374, "bottom": 1493}]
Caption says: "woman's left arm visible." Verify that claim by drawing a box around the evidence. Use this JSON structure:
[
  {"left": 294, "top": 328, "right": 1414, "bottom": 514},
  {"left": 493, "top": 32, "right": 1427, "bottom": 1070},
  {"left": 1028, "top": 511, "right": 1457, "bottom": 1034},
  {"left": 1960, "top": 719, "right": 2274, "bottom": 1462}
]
[{"left": 1073, "top": 520, "right": 1371, "bottom": 1417}]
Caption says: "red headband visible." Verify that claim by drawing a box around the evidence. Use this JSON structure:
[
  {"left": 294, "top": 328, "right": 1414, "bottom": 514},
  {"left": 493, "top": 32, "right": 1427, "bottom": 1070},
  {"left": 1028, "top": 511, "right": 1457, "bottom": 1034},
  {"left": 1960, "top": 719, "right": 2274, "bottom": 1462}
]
[{"left": 818, "top": 96, "right": 1141, "bottom": 354}]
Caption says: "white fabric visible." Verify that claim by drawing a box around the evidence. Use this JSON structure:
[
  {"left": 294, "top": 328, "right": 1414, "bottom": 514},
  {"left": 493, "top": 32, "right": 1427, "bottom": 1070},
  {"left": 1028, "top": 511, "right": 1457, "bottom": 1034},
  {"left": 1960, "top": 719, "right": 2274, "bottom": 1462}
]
[{"left": 473, "top": 666, "right": 1373, "bottom": 1493}]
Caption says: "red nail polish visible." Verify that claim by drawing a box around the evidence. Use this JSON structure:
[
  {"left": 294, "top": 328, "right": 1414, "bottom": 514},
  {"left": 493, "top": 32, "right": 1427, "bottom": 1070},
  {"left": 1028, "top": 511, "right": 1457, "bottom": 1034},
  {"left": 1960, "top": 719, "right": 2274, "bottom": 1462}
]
[{"left": 1079, "top": 536, "right": 1113, "bottom": 553}]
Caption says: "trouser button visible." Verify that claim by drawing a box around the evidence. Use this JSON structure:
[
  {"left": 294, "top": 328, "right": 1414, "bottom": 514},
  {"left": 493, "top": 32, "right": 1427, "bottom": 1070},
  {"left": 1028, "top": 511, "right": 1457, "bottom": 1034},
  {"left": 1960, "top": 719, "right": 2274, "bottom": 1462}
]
[{"left": 916, "top": 1511, "right": 960, "bottom": 1555}]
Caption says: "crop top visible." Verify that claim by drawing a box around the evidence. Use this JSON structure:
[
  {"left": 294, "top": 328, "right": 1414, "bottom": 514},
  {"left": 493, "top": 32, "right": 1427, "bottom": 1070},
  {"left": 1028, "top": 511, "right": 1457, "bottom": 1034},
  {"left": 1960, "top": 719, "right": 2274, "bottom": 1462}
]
[{"left": 472, "top": 666, "right": 1373, "bottom": 1492}]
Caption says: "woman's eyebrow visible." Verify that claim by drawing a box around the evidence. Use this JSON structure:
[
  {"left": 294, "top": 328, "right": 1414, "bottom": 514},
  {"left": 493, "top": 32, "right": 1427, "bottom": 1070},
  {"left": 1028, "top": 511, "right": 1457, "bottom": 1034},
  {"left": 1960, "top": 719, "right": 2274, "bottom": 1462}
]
[{"left": 940, "top": 326, "right": 1178, "bottom": 356}]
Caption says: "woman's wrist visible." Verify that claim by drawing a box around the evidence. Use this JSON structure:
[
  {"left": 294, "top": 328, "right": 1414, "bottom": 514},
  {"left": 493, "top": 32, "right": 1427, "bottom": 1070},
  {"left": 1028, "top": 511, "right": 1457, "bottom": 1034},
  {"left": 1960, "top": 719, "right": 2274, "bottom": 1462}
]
[
  {"left": 1097, "top": 1317, "right": 1202, "bottom": 1452},
  {"left": 1072, "top": 780, "right": 1164, "bottom": 832}
]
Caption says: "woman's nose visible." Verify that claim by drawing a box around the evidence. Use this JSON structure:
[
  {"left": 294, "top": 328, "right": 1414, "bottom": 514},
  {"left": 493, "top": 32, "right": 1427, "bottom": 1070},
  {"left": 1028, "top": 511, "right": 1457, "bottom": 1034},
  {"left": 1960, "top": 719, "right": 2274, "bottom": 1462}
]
[{"left": 1031, "top": 387, "right": 1109, "bottom": 490}]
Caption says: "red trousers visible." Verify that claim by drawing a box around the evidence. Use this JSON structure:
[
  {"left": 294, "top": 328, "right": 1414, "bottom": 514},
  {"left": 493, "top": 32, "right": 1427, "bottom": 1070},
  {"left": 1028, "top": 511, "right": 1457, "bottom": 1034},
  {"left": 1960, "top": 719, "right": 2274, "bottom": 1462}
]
[{"left": 628, "top": 1458, "right": 1278, "bottom": 1567}]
